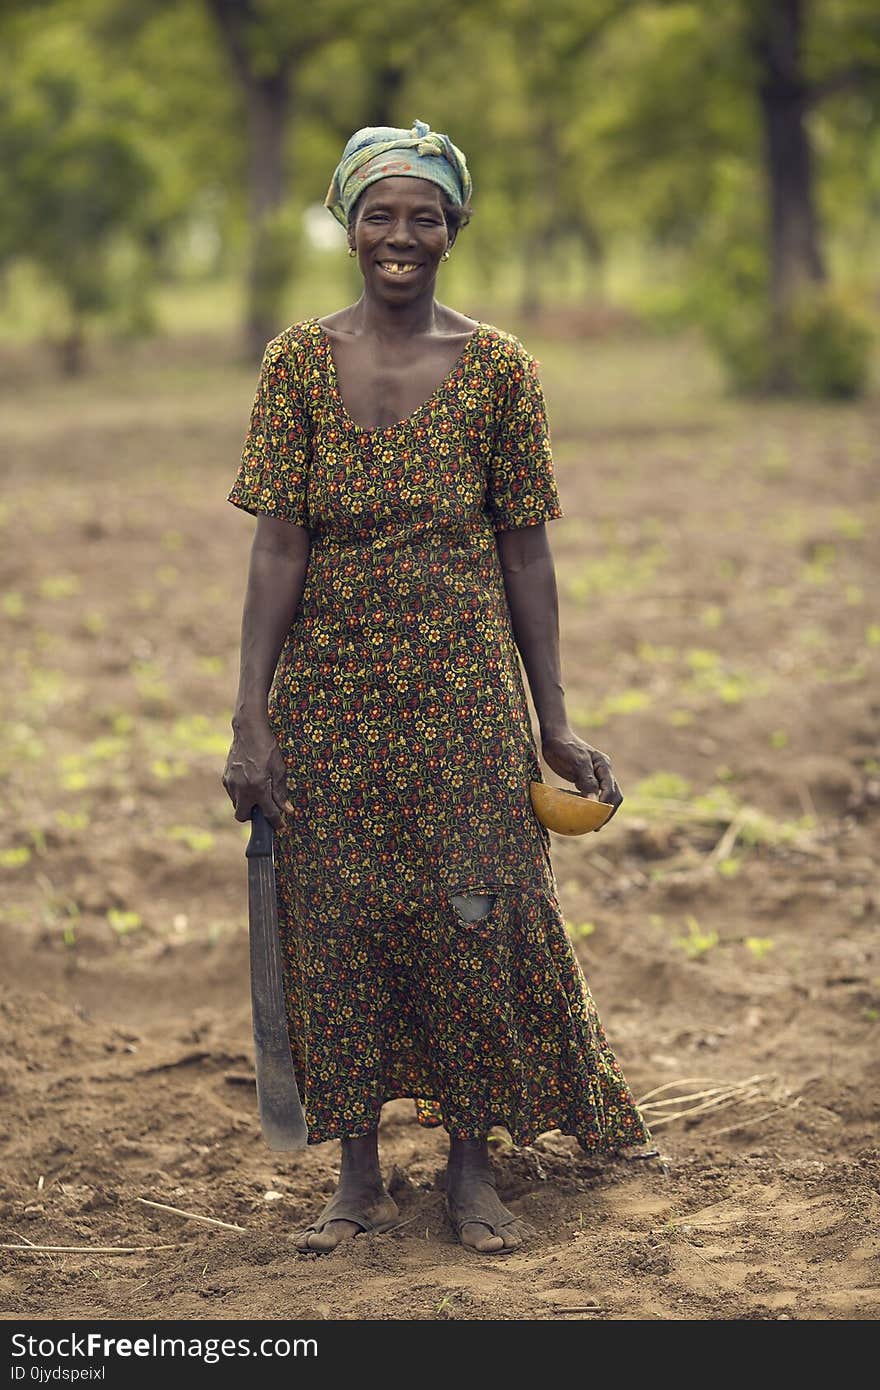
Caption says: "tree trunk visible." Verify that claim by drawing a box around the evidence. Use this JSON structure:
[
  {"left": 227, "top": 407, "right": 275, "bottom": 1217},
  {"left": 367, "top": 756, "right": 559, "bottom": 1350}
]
[
  {"left": 363, "top": 65, "right": 405, "bottom": 130},
  {"left": 56, "top": 318, "right": 86, "bottom": 377},
  {"left": 204, "top": 0, "right": 295, "bottom": 361},
  {"left": 245, "top": 71, "right": 292, "bottom": 362},
  {"left": 753, "top": 0, "right": 825, "bottom": 314}
]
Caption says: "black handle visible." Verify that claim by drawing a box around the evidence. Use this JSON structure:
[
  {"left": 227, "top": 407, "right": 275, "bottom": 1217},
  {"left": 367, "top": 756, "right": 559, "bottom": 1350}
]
[{"left": 245, "top": 804, "right": 275, "bottom": 859}]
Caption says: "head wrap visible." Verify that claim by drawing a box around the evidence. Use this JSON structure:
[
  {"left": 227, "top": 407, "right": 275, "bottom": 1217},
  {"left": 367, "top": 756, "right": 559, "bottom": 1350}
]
[{"left": 324, "top": 118, "right": 472, "bottom": 228}]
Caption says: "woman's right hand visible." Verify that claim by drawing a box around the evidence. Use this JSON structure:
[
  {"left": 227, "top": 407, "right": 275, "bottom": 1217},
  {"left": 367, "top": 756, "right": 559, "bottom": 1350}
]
[{"left": 222, "top": 716, "right": 293, "bottom": 831}]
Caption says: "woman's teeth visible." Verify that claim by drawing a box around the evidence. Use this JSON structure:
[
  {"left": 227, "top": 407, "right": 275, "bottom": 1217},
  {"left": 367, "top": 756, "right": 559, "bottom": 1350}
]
[{"left": 380, "top": 262, "right": 419, "bottom": 275}]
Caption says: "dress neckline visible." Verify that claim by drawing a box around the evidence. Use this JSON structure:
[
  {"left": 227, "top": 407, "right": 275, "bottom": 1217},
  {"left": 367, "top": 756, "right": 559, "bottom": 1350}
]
[{"left": 311, "top": 317, "right": 484, "bottom": 434}]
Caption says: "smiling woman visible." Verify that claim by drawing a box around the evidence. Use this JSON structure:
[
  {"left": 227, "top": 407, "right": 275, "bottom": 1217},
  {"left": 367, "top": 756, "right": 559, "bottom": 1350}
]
[{"left": 222, "top": 117, "right": 655, "bottom": 1259}]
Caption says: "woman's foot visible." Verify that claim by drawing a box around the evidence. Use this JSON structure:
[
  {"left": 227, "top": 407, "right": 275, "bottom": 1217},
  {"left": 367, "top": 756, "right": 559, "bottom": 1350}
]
[
  {"left": 445, "top": 1137, "right": 533, "bottom": 1253},
  {"left": 294, "top": 1131, "right": 399, "bottom": 1253}
]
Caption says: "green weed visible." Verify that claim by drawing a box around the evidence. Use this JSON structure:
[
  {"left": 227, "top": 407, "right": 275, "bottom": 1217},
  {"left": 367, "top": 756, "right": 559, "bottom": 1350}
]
[
  {"left": 564, "top": 543, "right": 668, "bottom": 603},
  {"left": 0, "top": 846, "right": 32, "bottom": 868},
  {"left": 39, "top": 573, "right": 81, "bottom": 600},
  {"left": 668, "top": 709, "right": 694, "bottom": 726},
  {"left": 107, "top": 909, "right": 143, "bottom": 935},
  {"left": 150, "top": 758, "right": 188, "bottom": 782},
  {"left": 82, "top": 611, "right": 106, "bottom": 637},
  {"left": 2, "top": 591, "right": 25, "bottom": 620},
  {"left": 565, "top": 920, "right": 596, "bottom": 942},
  {"left": 167, "top": 825, "right": 215, "bottom": 854},
  {"left": 700, "top": 605, "right": 723, "bottom": 630},
  {"left": 673, "top": 916, "right": 719, "bottom": 959},
  {"left": 638, "top": 642, "right": 678, "bottom": 665},
  {"left": 801, "top": 543, "right": 836, "bottom": 586},
  {"left": 830, "top": 508, "right": 865, "bottom": 541},
  {"left": 745, "top": 937, "right": 775, "bottom": 961},
  {"left": 571, "top": 688, "right": 653, "bottom": 728}
]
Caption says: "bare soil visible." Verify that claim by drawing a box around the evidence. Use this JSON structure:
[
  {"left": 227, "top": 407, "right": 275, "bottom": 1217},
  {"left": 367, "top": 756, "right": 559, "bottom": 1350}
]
[{"left": 1, "top": 327, "right": 878, "bottom": 1320}]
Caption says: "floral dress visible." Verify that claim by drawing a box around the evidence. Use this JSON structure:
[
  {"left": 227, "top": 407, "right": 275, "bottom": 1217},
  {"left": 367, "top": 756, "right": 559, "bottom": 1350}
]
[{"left": 227, "top": 317, "right": 652, "bottom": 1152}]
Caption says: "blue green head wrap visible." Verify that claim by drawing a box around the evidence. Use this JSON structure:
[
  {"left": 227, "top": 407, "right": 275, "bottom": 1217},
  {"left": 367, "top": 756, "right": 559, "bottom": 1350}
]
[{"left": 324, "top": 118, "right": 472, "bottom": 228}]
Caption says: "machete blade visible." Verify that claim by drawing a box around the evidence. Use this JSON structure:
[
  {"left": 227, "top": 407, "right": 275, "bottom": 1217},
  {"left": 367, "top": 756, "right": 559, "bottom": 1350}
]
[{"left": 246, "top": 807, "right": 308, "bottom": 1150}]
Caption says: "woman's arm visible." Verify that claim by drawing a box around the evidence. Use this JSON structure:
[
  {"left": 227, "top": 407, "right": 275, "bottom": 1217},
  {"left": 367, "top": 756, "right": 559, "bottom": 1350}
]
[
  {"left": 222, "top": 515, "right": 311, "bottom": 828},
  {"left": 496, "top": 524, "right": 623, "bottom": 816}
]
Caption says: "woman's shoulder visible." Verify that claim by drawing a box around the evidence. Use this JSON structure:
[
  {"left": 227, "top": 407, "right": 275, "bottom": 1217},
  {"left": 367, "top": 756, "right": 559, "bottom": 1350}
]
[
  {"left": 473, "top": 322, "right": 540, "bottom": 381},
  {"left": 259, "top": 318, "right": 323, "bottom": 371}
]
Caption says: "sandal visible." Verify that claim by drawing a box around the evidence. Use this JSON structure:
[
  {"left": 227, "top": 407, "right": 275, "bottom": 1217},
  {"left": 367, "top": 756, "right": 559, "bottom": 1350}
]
[
  {"left": 295, "top": 1190, "right": 400, "bottom": 1250},
  {"left": 445, "top": 1196, "right": 521, "bottom": 1253}
]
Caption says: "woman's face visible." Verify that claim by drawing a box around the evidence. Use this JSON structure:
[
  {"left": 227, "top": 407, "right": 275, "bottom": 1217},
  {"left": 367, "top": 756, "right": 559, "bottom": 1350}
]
[{"left": 348, "top": 177, "right": 452, "bottom": 299}]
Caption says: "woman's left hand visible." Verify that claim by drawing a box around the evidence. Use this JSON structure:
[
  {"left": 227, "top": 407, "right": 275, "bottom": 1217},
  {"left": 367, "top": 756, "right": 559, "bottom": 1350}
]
[{"left": 540, "top": 724, "right": 623, "bottom": 822}]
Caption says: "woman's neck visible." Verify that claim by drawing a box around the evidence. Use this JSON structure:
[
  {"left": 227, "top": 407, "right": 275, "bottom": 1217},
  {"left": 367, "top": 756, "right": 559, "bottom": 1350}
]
[{"left": 345, "top": 286, "right": 442, "bottom": 340}]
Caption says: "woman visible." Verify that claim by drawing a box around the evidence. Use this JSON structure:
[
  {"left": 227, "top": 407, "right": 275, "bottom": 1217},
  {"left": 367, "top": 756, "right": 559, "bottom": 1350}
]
[{"left": 223, "top": 119, "right": 653, "bottom": 1256}]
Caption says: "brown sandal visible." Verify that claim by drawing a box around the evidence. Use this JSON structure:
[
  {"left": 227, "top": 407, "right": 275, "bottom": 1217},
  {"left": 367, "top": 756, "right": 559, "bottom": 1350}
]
[
  {"left": 295, "top": 1191, "right": 400, "bottom": 1250},
  {"left": 445, "top": 1197, "right": 520, "bottom": 1253}
]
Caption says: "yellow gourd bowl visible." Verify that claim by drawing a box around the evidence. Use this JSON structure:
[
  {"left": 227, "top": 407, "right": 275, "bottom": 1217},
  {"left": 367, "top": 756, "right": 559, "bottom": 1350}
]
[{"left": 529, "top": 781, "right": 614, "bottom": 835}]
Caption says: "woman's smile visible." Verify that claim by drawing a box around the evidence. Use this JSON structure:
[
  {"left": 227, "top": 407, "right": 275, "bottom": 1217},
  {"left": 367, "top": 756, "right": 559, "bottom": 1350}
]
[{"left": 376, "top": 260, "right": 422, "bottom": 277}]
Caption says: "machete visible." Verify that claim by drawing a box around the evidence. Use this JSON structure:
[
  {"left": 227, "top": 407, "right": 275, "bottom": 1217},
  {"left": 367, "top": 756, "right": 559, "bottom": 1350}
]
[{"left": 245, "top": 805, "right": 308, "bottom": 1150}]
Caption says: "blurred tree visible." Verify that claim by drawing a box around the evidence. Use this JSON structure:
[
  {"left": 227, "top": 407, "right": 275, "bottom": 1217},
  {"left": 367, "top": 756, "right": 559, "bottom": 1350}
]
[
  {"left": 570, "top": 0, "right": 880, "bottom": 393},
  {"left": 0, "top": 7, "right": 165, "bottom": 372},
  {"left": 506, "top": 0, "right": 638, "bottom": 320},
  {"left": 202, "top": 0, "right": 458, "bottom": 356},
  {"left": 751, "top": 0, "right": 826, "bottom": 308},
  {"left": 1, "top": 0, "right": 878, "bottom": 385},
  {"left": 748, "top": 0, "right": 880, "bottom": 389}
]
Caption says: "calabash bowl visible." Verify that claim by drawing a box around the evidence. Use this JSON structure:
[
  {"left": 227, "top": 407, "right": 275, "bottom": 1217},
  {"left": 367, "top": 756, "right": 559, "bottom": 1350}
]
[{"left": 529, "top": 780, "right": 615, "bottom": 835}]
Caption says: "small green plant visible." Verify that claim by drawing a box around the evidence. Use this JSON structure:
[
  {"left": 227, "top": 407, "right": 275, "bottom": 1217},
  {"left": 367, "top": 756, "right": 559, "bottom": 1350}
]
[
  {"left": 0, "top": 846, "right": 32, "bottom": 868},
  {"left": 107, "top": 909, "right": 143, "bottom": 935},
  {"left": 674, "top": 916, "right": 719, "bottom": 960},
  {"left": 2, "top": 591, "right": 25, "bottom": 619},
  {"left": 831, "top": 509, "right": 865, "bottom": 542},
  {"left": 745, "top": 937, "right": 775, "bottom": 961},
  {"left": 700, "top": 605, "right": 723, "bottom": 630},
  {"left": 39, "top": 573, "right": 81, "bottom": 600},
  {"left": 150, "top": 758, "right": 188, "bottom": 782},
  {"left": 565, "top": 920, "right": 596, "bottom": 942},
  {"left": 167, "top": 825, "right": 215, "bottom": 854}
]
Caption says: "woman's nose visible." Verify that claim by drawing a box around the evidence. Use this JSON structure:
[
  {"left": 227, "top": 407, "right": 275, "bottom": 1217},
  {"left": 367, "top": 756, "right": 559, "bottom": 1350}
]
[{"left": 386, "top": 220, "right": 416, "bottom": 246}]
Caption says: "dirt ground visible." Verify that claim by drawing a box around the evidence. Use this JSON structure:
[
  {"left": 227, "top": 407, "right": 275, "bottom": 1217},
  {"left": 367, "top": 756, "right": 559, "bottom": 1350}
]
[{"left": 1, "top": 324, "right": 878, "bottom": 1321}]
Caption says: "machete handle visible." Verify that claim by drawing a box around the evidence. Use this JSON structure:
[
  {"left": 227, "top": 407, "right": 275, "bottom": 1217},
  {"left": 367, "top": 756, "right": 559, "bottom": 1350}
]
[{"left": 246, "top": 804, "right": 274, "bottom": 859}]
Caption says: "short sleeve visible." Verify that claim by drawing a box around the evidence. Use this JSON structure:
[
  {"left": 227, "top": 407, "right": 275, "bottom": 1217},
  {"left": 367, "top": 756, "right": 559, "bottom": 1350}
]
[
  {"left": 227, "top": 332, "right": 311, "bottom": 528},
  {"left": 485, "top": 345, "right": 564, "bottom": 532}
]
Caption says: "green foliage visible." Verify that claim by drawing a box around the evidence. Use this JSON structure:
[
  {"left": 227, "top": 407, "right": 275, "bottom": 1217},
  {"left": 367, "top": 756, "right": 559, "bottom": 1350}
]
[
  {"left": 107, "top": 908, "right": 143, "bottom": 935},
  {"left": 703, "top": 286, "right": 875, "bottom": 399},
  {"left": 565, "top": 920, "right": 596, "bottom": 942},
  {"left": 0, "top": 0, "right": 878, "bottom": 363},
  {"left": 745, "top": 936, "right": 775, "bottom": 961},
  {"left": 167, "top": 825, "right": 215, "bottom": 854},
  {"left": 0, "top": 846, "right": 32, "bottom": 868},
  {"left": 674, "top": 915, "right": 718, "bottom": 960}
]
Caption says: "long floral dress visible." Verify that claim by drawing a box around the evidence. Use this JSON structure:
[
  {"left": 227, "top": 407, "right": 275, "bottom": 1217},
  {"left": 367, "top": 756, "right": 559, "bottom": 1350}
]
[{"left": 228, "top": 317, "right": 652, "bottom": 1153}]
